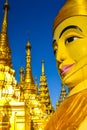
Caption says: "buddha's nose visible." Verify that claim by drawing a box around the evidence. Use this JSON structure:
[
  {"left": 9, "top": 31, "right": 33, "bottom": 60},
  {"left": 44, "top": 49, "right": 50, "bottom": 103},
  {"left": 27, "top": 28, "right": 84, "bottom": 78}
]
[{"left": 56, "top": 44, "right": 68, "bottom": 63}]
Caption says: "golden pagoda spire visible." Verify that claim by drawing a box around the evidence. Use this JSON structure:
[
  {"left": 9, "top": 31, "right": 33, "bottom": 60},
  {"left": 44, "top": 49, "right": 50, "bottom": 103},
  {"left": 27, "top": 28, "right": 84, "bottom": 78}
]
[
  {"left": 39, "top": 60, "right": 54, "bottom": 115},
  {"left": 24, "top": 41, "right": 34, "bottom": 83},
  {"left": 1, "top": 0, "right": 9, "bottom": 33},
  {"left": 0, "top": 0, "right": 12, "bottom": 67},
  {"left": 23, "top": 41, "right": 37, "bottom": 94},
  {"left": 56, "top": 84, "right": 67, "bottom": 109},
  {"left": 19, "top": 67, "right": 24, "bottom": 83},
  {"left": 42, "top": 60, "right": 45, "bottom": 75}
]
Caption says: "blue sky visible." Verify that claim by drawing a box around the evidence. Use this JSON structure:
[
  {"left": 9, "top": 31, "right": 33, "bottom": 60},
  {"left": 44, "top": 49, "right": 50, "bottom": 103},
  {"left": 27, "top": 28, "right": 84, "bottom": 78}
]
[{"left": 0, "top": 0, "right": 66, "bottom": 109}]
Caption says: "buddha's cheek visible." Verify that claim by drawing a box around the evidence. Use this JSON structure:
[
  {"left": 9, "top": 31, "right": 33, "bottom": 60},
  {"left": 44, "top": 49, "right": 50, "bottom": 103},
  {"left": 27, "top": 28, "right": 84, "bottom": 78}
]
[
  {"left": 66, "top": 39, "right": 87, "bottom": 62},
  {"left": 62, "top": 58, "right": 87, "bottom": 88}
]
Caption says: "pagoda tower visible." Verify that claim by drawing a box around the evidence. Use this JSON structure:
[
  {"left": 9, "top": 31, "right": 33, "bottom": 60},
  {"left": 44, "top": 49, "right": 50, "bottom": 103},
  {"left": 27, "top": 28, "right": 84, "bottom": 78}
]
[
  {"left": 0, "top": 0, "right": 12, "bottom": 67},
  {"left": 20, "top": 41, "right": 38, "bottom": 130},
  {"left": 0, "top": 0, "right": 16, "bottom": 102},
  {"left": 56, "top": 84, "right": 67, "bottom": 109},
  {"left": 19, "top": 42, "right": 50, "bottom": 130},
  {"left": 0, "top": 1, "right": 26, "bottom": 130},
  {"left": 23, "top": 41, "right": 37, "bottom": 94},
  {"left": 0, "top": 1, "right": 54, "bottom": 130},
  {"left": 39, "top": 60, "right": 54, "bottom": 116}
]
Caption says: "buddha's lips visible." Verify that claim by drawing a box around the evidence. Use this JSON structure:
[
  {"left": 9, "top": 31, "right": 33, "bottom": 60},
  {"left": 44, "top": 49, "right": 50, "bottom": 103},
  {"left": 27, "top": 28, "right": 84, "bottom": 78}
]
[{"left": 60, "top": 64, "right": 74, "bottom": 75}]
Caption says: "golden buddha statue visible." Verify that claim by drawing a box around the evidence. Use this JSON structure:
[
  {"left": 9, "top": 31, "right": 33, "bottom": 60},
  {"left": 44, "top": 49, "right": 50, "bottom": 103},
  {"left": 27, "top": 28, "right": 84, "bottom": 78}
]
[{"left": 45, "top": 0, "right": 87, "bottom": 130}]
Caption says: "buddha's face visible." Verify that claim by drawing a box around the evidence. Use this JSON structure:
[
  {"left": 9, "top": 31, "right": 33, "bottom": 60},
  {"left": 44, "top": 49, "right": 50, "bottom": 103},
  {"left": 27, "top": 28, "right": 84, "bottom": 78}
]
[{"left": 53, "top": 16, "right": 87, "bottom": 88}]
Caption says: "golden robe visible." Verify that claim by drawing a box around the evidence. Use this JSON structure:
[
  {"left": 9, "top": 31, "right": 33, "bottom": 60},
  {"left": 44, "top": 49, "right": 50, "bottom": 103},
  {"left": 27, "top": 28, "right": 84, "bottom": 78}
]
[{"left": 45, "top": 80, "right": 87, "bottom": 130}]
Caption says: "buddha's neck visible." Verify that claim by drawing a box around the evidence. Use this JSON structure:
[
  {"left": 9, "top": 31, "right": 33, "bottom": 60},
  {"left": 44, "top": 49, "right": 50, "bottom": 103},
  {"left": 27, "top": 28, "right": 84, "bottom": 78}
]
[{"left": 68, "top": 79, "right": 87, "bottom": 97}]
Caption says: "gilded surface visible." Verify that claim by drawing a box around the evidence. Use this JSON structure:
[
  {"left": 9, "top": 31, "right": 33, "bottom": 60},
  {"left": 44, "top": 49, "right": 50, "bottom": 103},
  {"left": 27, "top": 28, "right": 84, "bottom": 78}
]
[{"left": 0, "top": 1, "right": 54, "bottom": 130}]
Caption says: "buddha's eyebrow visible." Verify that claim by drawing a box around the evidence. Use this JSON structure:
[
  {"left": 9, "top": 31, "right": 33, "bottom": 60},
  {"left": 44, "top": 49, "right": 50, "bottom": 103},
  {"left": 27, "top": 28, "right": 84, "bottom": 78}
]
[{"left": 59, "top": 25, "right": 82, "bottom": 38}]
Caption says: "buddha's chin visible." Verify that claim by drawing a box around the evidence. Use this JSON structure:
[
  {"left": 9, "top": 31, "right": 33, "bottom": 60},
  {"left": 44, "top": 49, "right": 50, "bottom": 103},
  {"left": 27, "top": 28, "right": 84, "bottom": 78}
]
[{"left": 61, "top": 57, "right": 87, "bottom": 88}]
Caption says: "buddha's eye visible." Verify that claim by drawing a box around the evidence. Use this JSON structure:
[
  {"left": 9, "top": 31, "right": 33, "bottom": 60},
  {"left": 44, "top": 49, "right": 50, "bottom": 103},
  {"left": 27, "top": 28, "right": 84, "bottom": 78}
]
[{"left": 65, "top": 36, "right": 79, "bottom": 45}]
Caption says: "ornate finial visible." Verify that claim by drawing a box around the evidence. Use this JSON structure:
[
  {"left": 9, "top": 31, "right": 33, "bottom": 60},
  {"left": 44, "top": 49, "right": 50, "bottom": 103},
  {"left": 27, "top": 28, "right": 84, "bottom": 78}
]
[
  {"left": 24, "top": 41, "right": 34, "bottom": 84},
  {"left": 26, "top": 41, "right": 31, "bottom": 68},
  {"left": 0, "top": 0, "right": 12, "bottom": 67},
  {"left": 20, "top": 67, "right": 24, "bottom": 74},
  {"left": 26, "top": 41, "right": 31, "bottom": 50},
  {"left": 1, "top": 0, "right": 9, "bottom": 33},
  {"left": 3, "top": 0, "right": 9, "bottom": 10},
  {"left": 53, "top": 0, "right": 87, "bottom": 31},
  {"left": 20, "top": 67, "right": 24, "bottom": 83},
  {"left": 42, "top": 60, "right": 45, "bottom": 75}
]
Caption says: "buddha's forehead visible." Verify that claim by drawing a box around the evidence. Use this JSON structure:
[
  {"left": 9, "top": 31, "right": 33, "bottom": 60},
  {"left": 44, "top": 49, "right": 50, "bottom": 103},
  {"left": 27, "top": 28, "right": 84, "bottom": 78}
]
[
  {"left": 53, "top": 16, "right": 87, "bottom": 39},
  {"left": 53, "top": 0, "right": 87, "bottom": 30}
]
